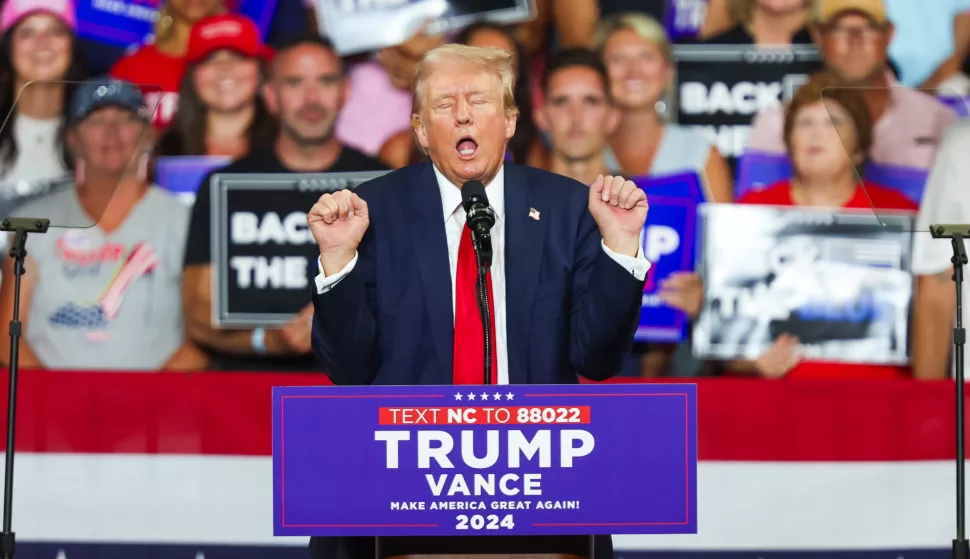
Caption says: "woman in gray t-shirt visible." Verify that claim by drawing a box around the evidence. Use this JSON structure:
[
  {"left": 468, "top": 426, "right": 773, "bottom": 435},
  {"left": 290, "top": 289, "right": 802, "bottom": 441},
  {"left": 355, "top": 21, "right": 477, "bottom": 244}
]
[{"left": 0, "top": 78, "right": 205, "bottom": 371}]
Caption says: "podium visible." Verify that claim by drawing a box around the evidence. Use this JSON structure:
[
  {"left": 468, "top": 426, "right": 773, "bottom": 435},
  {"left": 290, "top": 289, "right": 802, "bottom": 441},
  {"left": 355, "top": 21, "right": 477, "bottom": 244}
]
[{"left": 273, "top": 383, "right": 698, "bottom": 559}]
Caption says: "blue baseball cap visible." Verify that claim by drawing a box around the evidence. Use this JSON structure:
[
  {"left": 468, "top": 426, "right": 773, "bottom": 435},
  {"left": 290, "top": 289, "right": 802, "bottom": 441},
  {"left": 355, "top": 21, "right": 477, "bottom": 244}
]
[{"left": 68, "top": 78, "right": 152, "bottom": 126}]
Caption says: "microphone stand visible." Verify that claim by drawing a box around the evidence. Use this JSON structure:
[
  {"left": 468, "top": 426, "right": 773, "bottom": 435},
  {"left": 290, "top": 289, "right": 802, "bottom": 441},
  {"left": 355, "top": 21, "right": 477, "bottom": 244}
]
[
  {"left": 952, "top": 233, "right": 968, "bottom": 559},
  {"left": 471, "top": 229, "right": 493, "bottom": 386},
  {"left": 930, "top": 224, "right": 969, "bottom": 559},
  {"left": 0, "top": 217, "right": 50, "bottom": 559}
]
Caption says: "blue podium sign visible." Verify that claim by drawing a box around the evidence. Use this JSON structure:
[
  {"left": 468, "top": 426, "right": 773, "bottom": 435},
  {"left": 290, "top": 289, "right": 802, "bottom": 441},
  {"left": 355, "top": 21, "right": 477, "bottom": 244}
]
[{"left": 273, "top": 383, "right": 698, "bottom": 537}]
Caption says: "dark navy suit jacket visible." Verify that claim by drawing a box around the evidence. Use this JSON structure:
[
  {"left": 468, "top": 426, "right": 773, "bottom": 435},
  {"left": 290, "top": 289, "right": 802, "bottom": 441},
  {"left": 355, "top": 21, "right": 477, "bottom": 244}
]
[{"left": 309, "top": 160, "right": 646, "bottom": 559}]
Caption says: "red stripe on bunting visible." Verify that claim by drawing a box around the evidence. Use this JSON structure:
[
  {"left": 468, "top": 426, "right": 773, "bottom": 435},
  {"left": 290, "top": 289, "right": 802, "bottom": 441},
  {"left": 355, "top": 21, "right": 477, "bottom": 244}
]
[{"left": 0, "top": 370, "right": 963, "bottom": 461}]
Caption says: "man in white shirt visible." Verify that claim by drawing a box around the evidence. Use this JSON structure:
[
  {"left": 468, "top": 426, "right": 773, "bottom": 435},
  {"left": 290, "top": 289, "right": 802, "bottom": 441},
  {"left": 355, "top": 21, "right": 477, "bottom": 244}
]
[
  {"left": 912, "top": 120, "right": 970, "bottom": 379},
  {"left": 305, "top": 43, "right": 650, "bottom": 559}
]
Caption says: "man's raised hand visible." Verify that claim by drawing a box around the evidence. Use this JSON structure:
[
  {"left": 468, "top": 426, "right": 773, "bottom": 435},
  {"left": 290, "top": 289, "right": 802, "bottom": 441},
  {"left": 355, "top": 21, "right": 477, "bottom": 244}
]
[
  {"left": 588, "top": 174, "right": 649, "bottom": 257},
  {"left": 308, "top": 190, "right": 369, "bottom": 275}
]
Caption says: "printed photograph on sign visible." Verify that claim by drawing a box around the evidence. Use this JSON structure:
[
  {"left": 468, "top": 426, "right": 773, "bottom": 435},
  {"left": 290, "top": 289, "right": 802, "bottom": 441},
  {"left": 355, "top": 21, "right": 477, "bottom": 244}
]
[
  {"left": 316, "top": 0, "right": 537, "bottom": 55},
  {"left": 692, "top": 203, "right": 915, "bottom": 364},
  {"left": 211, "top": 171, "right": 388, "bottom": 327}
]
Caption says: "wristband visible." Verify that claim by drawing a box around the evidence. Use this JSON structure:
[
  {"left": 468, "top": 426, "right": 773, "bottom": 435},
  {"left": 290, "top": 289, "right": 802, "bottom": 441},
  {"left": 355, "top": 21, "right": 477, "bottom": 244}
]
[{"left": 251, "top": 327, "right": 267, "bottom": 355}]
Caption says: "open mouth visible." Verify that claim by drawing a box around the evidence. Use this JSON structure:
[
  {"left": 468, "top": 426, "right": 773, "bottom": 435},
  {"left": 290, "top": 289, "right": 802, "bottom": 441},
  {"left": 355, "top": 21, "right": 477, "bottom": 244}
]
[{"left": 456, "top": 136, "right": 478, "bottom": 158}]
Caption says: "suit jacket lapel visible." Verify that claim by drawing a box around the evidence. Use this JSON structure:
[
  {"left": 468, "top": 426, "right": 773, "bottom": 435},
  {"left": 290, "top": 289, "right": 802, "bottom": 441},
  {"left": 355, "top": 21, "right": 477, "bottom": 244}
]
[
  {"left": 405, "top": 162, "right": 453, "bottom": 383},
  {"left": 503, "top": 163, "right": 545, "bottom": 385}
]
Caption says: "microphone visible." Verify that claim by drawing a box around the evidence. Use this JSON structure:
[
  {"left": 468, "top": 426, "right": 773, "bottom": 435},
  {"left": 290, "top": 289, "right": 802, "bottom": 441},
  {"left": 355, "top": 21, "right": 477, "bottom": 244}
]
[
  {"left": 461, "top": 180, "right": 495, "bottom": 386},
  {"left": 461, "top": 180, "right": 495, "bottom": 269}
]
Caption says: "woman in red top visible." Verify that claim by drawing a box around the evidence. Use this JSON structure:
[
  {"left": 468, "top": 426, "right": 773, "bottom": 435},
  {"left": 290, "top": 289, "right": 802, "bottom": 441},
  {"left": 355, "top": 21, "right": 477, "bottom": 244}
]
[
  {"left": 155, "top": 13, "right": 275, "bottom": 159},
  {"left": 109, "top": 0, "right": 226, "bottom": 130},
  {"left": 660, "top": 71, "right": 917, "bottom": 379}
]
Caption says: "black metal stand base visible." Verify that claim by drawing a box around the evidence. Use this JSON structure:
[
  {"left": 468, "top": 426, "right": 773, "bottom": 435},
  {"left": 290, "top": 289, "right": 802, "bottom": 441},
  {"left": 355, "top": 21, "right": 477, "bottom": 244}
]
[
  {"left": 955, "top": 538, "right": 970, "bottom": 559},
  {"left": 0, "top": 217, "right": 50, "bottom": 559}
]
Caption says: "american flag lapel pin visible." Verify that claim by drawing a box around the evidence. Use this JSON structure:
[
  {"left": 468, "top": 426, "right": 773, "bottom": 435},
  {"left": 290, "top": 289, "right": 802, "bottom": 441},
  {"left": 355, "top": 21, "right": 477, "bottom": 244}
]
[{"left": 528, "top": 207, "right": 541, "bottom": 221}]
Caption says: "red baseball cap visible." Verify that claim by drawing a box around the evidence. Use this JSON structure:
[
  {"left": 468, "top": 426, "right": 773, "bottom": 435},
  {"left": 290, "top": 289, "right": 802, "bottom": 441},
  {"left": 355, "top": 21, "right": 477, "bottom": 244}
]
[{"left": 185, "top": 13, "right": 272, "bottom": 65}]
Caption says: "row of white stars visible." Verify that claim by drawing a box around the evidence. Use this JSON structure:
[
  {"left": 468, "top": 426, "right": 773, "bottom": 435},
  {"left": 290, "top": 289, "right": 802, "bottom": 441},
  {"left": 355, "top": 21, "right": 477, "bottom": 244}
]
[{"left": 454, "top": 392, "right": 514, "bottom": 401}]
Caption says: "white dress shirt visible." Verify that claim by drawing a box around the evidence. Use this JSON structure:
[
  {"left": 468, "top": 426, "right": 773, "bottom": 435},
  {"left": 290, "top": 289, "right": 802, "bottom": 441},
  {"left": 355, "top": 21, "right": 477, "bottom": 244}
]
[
  {"left": 314, "top": 164, "right": 651, "bottom": 384},
  {"left": 912, "top": 119, "right": 970, "bottom": 379}
]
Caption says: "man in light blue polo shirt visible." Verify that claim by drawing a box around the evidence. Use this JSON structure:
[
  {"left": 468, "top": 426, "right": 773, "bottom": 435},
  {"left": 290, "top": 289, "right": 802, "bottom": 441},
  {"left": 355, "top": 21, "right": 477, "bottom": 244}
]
[{"left": 886, "top": 0, "right": 970, "bottom": 88}]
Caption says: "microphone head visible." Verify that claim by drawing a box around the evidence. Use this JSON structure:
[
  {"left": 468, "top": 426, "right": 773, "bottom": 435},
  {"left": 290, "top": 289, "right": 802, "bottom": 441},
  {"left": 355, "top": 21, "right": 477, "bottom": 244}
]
[{"left": 461, "top": 180, "right": 488, "bottom": 211}]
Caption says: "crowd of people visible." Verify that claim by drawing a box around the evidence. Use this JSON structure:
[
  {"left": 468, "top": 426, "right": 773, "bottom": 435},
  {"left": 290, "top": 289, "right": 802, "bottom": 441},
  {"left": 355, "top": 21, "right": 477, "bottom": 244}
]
[{"left": 0, "top": 0, "right": 965, "bottom": 381}]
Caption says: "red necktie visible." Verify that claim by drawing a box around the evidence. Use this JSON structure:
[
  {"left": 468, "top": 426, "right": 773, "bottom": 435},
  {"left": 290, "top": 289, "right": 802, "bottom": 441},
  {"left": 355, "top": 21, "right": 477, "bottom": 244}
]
[{"left": 453, "top": 223, "right": 498, "bottom": 384}]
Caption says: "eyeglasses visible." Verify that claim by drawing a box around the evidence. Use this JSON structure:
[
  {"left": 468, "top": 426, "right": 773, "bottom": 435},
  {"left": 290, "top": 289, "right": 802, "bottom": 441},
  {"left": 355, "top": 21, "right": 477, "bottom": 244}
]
[{"left": 824, "top": 24, "right": 888, "bottom": 41}]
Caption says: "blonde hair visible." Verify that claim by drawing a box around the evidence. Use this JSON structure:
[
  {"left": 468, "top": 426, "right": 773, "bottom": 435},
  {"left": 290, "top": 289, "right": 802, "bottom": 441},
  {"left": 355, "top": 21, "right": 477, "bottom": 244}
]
[
  {"left": 411, "top": 44, "right": 519, "bottom": 119},
  {"left": 730, "top": 0, "right": 757, "bottom": 24},
  {"left": 731, "top": 0, "right": 812, "bottom": 27},
  {"left": 593, "top": 12, "right": 672, "bottom": 61}
]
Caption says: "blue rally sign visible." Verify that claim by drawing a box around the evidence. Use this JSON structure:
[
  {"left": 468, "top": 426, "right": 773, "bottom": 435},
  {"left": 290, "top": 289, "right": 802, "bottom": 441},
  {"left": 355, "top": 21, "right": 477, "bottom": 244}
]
[
  {"left": 631, "top": 172, "right": 705, "bottom": 343},
  {"left": 273, "top": 383, "right": 698, "bottom": 537}
]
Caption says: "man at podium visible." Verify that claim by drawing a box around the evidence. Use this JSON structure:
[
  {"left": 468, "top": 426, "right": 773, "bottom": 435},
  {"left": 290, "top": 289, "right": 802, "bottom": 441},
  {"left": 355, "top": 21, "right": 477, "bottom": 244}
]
[{"left": 307, "top": 43, "right": 650, "bottom": 559}]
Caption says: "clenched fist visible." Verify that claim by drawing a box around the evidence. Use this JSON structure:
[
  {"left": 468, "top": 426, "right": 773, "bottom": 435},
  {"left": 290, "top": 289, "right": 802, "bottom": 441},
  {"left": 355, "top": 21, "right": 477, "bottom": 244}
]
[
  {"left": 588, "top": 174, "right": 649, "bottom": 257},
  {"left": 308, "top": 190, "right": 369, "bottom": 275}
]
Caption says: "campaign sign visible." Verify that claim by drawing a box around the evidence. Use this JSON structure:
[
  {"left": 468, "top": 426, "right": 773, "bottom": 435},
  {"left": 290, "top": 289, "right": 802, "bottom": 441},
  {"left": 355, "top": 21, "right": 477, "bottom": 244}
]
[
  {"left": 211, "top": 171, "right": 388, "bottom": 326},
  {"left": 672, "top": 45, "right": 821, "bottom": 166},
  {"left": 665, "top": 0, "right": 707, "bottom": 41},
  {"left": 692, "top": 203, "right": 914, "bottom": 363},
  {"left": 736, "top": 151, "right": 929, "bottom": 204},
  {"left": 75, "top": 0, "right": 278, "bottom": 47},
  {"left": 155, "top": 156, "right": 230, "bottom": 206},
  {"left": 316, "top": 0, "right": 536, "bottom": 55},
  {"left": 273, "top": 383, "right": 698, "bottom": 537},
  {"left": 632, "top": 172, "right": 705, "bottom": 343}
]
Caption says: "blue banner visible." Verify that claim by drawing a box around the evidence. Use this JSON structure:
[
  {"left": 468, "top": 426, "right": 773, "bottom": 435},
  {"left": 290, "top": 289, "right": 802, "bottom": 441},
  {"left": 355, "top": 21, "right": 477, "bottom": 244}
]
[
  {"left": 632, "top": 172, "right": 705, "bottom": 344},
  {"left": 273, "top": 383, "right": 697, "bottom": 537},
  {"left": 75, "top": 0, "right": 278, "bottom": 47},
  {"left": 155, "top": 155, "right": 230, "bottom": 205},
  {"left": 735, "top": 151, "right": 928, "bottom": 205}
]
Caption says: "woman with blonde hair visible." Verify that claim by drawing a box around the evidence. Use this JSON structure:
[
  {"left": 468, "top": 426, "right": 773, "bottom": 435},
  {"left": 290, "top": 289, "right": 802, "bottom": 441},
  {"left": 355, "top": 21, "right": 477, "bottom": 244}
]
[
  {"left": 595, "top": 13, "right": 733, "bottom": 201},
  {"left": 594, "top": 12, "right": 733, "bottom": 377},
  {"left": 701, "top": 0, "right": 811, "bottom": 44}
]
